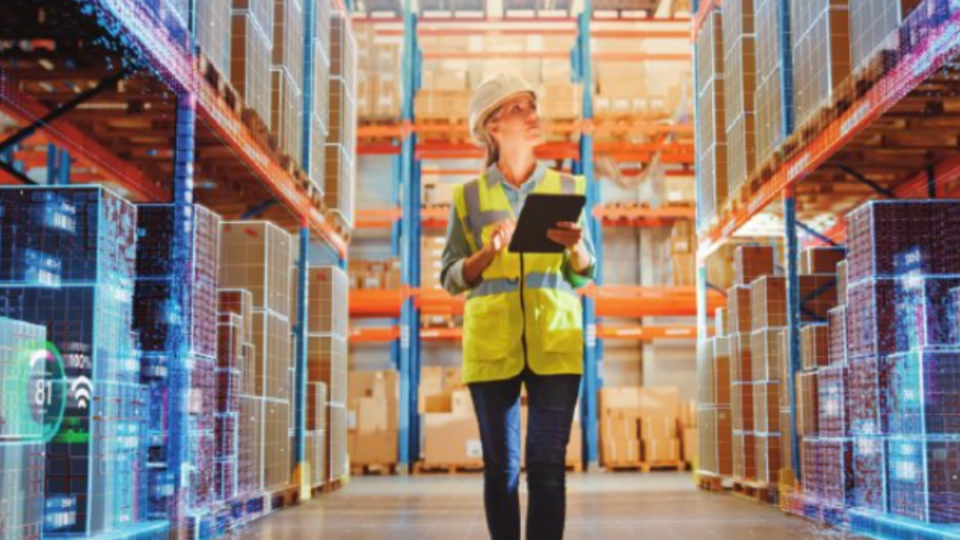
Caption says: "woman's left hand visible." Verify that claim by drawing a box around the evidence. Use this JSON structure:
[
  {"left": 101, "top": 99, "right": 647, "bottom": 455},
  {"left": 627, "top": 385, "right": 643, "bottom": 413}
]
[{"left": 547, "top": 221, "right": 583, "bottom": 249}]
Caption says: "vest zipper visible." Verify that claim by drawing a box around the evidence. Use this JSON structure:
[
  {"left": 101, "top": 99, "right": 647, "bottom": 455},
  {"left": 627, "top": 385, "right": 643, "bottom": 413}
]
[{"left": 519, "top": 252, "right": 529, "bottom": 369}]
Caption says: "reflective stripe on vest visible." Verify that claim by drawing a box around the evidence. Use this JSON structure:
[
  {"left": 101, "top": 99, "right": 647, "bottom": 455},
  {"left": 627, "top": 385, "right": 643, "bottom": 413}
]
[
  {"left": 468, "top": 277, "right": 520, "bottom": 299},
  {"left": 525, "top": 272, "right": 575, "bottom": 294},
  {"left": 463, "top": 180, "right": 511, "bottom": 250}
]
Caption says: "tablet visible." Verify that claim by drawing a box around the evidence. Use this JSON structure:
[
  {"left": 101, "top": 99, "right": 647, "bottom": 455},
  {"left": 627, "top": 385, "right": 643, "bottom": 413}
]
[{"left": 508, "top": 193, "right": 587, "bottom": 254}]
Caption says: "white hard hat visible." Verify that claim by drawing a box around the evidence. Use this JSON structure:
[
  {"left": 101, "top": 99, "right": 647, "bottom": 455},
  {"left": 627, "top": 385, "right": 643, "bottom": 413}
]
[{"left": 469, "top": 73, "right": 541, "bottom": 146}]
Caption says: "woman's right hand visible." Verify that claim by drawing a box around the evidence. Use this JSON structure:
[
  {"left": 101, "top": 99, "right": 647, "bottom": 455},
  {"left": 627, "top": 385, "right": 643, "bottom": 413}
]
[
  {"left": 463, "top": 219, "right": 515, "bottom": 287},
  {"left": 486, "top": 219, "right": 516, "bottom": 255}
]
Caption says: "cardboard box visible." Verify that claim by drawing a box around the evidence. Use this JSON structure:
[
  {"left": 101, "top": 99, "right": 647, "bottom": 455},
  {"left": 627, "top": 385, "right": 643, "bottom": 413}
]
[
  {"left": 350, "top": 430, "right": 398, "bottom": 466},
  {"left": 683, "top": 428, "right": 699, "bottom": 463},
  {"left": 801, "top": 324, "right": 830, "bottom": 371},
  {"left": 641, "top": 416, "right": 676, "bottom": 442},
  {"left": 801, "top": 247, "right": 846, "bottom": 275},
  {"left": 715, "top": 307, "right": 728, "bottom": 337},
  {"left": 678, "top": 400, "right": 699, "bottom": 429},
  {"left": 735, "top": 245, "right": 776, "bottom": 287},
  {"left": 602, "top": 417, "right": 640, "bottom": 441},
  {"left": 422, "top": 394, "right": 452, "bottom": 414},
  {"left": 451, "top": 389, "right": 473, "bottom": 416},
  {"left": 671, "top": 220, "right": 695, "bottom": 254},
  {"left": 603, "top": 438, "right": 641, "bottom": 465},
  {"left": 644, "top": 438, "right": 681, "bottom": 463},
  {"left": 727, "top": 286, "right": 753, "bottom": 333},
  {"left": 420, "top": 366, "right": 445, "bottom": 397},
  {"left": 423, "top": 413, "right": 483, "bottom": 466},
  {"left": 599, "top": 387, "right": 681, "bottom": 418},
  {"left": 357, "top": 396, "right": 393, "bottom": 432},
  {"left": 672, "top": 253, "right": 696, "bottom": 287},
  {"left": 751, "top": 276, "right": 787, "bottom": 330},
  {"left": 713, "top": 338, "right": 732, "bottom": 406},
  {"left": 568, "top": 424, "right": 583, "bottom": 465}
]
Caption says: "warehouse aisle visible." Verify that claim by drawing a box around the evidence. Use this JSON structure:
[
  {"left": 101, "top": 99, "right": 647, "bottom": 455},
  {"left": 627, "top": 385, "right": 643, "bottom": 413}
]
[{"left": 235, "top": 473, "right": 843, "bottom": 539}]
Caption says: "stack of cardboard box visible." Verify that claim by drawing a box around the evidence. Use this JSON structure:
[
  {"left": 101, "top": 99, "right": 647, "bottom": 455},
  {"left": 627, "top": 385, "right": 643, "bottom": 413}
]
[
  {"left": 270, "top": 0, "right": 305, "bottom": 163},
  {"left": 231, "top": 0, "right": 274, "bottom": 134},
  {"left": 695, "top": 5, "right": 727, "bottom": 224},
  {"left": 305, "top": 266, "right": 350, "bottom": 483},
  {"left": 348, "top": 371, "right": 399, "bottom": 468},
  {"left": 196, "top": 0, "right": 232, "bottom": 81},
  {"left": 422, "top": 181, "right": 455, "bottom": 208},
  {"left": 790, "top": 0, "right": 851, "bottom": 129},
  {"left": 348, "top": 258, "right": 403, "bottom": 290},
  {"left": 419, "top": 367, "right": 582, "bottom": 470},
  {"left": 219, "top": 221, "right": 296, "bottom": 492},
  {"left": 671, "top": 220, "right": 696, "bottom": 286},
  {"left": 722, "top": 0, "right": 758, "bottom": 197},
  {"left": 698, "top": 335, "right": 733, "bottom": 477},
  {"left": 420, "top": 367, "right": 483, "bottom": 468},
  {"left": 678, "top": 399, "right": 699, "bottom": 466},
  {"left": 306, "top": 381, "right": 328, "bottom": 488},
  {"left": 421, "top": 237, "right": 462, "bottom": 328},
  {"left": 600, "top": 387, "right": 683, "bottom": 468},
  {"left": 354, "top": 23, "right": 401, "bottom": 120},
  {"left": 539, "top": 38, "right": 582, "bottom": 122},
  {"left": 416, "top": 90, "right": 472, "bottom": 122},
  {"left": 325, "top": 9, "right": 357, "bottom": 231},
  {"left": 421, "top": 237, "right": 445, "bottom": 292}
]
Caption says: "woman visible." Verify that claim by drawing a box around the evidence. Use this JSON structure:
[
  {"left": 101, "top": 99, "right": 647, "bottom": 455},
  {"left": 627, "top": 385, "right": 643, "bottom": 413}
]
[{"left": 440, "top": 73, "right": 597, "bottom": 540}]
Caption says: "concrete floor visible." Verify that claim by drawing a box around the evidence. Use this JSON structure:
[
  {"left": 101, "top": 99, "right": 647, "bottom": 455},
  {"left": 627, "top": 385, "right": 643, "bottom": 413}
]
[{"left": 235, "top": 473, "right": 855, "bottom": 539}]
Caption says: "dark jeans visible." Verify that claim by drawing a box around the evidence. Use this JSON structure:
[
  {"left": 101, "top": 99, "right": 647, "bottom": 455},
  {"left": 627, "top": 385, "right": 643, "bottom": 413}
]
[{"left": 469, "top": 370, "right": 581, "bottom": 540}]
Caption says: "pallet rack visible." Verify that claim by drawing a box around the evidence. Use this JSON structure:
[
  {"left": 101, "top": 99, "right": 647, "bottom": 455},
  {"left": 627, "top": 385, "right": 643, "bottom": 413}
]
[
  {"left": 693, "top": 0, "right": 960, "bottom": 536},
  {"left": 350, "top": 1, "right": 706, "bottom": 471},
  {"left": 0, "top": 0, "right": 354, "bottom": 534}
]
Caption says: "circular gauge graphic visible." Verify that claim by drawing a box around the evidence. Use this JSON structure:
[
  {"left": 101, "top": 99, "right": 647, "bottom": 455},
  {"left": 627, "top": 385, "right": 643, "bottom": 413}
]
[{"left": 10, "top": 341, "right": 67, "bottom": 444}]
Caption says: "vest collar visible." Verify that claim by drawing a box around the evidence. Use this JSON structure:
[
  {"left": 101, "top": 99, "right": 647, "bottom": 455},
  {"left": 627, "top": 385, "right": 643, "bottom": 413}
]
[{"left": 485, "top": 161, "right": 548, "bottom": 191}]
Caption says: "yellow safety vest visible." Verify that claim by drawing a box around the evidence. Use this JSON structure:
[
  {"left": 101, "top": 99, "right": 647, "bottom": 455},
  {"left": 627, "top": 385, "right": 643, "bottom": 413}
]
[{"left": 452, "top": 168, "right": 588, "bottom": 383}]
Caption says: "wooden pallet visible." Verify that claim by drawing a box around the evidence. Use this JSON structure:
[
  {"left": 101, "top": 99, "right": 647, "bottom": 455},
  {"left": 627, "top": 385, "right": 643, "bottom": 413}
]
[
  {"left": 312, "top": 477, "right": 346, "bottom": 497},
  {"left": 197, "top": 53, "right": 242, "bottom": 115},
  {"left": 351, "top": 463, "right": 398, "bottom": 476},
  {"left": 640, "top": 460, "right": 687, "bottom": 473},
  {"left": 413, "top": 462, "right": 484, "bottom": 475},
  {"left": 603, "top": 461, "right": 645, "bottom": 472},
  {"left": 268, "top": 485, "right": 300, "bottom": 511},
  {"left": 733, "top": 479, "right": 779, "bottom": 505},
  {"left": 696, "top": 472, "right": 732, "bottom": 492}
]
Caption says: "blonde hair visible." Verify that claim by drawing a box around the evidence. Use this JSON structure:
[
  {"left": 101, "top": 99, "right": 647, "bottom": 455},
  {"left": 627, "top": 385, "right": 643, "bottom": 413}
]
[{"left": 481, "top": 108, "right": 502, "bottom": 169}]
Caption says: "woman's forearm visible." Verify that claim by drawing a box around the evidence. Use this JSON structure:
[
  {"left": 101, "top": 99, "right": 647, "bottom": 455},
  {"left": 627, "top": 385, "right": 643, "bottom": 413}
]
[
  {"left": 568, "top": 241, "right": 592, "bottom": 275},
  {"left": 462, "top": 246, "right": 497, "bottom": 286}
]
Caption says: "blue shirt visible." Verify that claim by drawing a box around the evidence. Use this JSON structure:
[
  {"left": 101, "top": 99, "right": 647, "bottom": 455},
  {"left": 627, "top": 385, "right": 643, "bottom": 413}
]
[{"left": 439, "top": 162, "right": 597, "bottom": 296}]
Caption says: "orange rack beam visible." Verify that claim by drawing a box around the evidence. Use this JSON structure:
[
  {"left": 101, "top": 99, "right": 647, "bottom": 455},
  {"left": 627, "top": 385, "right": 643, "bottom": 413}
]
[
  {"left": 585, "top": 285, "right": 726, "bottom": 318},
  {"left": 356, "top": 122, "right": 693, "bottom": 142},
  {"left": 350, "top": 286, "right": 725, "bottom": 319},
  {"left": 596, "top": 325, "right": 701, "bottom": 340},
  {"left": 351, "top": 325, "right": 702, "bottom": 343},
  {"left": 356, "top": 205, "right": 692, "bottom": 230},
  {"left": 594, "top": 205, "right": 695, "bottom": 227},
  {"left": 350, "top": 326, "right": 463, "bottom": 343},
  {"left": 354, "top": 207, "right": 449, "bottom": 229}
]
